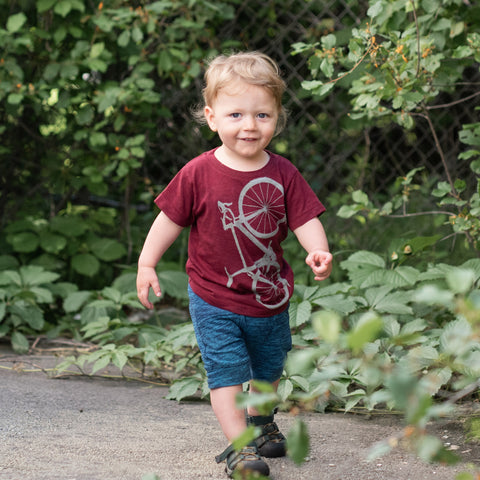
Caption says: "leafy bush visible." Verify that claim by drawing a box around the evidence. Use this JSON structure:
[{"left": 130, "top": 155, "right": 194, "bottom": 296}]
[
  {"left": 0, "top": 258, "right": 76, "bottom": 352},
  {"left": 237, "top": 252, "right": 480, "bottom": 468},
  {"left": 4, "top": 209, "right": 128, "bottom": 287}
]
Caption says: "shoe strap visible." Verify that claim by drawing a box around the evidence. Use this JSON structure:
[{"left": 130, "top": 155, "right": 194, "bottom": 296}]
[
  {"left": 215, "top": 443, "right": 259, "bottom": 464},
  {"left": 215, "top": 444, "right": 235, "bottom": 464},
  {"left": 246, "top": 413, "right": 275, "bottom": 426}
]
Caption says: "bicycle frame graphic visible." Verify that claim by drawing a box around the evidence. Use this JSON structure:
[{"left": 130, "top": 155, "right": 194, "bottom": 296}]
[{"left": 218, "top": 177, "right": 290, "bottom": 309}]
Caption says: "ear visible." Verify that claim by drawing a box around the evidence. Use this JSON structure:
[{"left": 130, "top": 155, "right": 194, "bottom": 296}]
[{"left": 204, "top": 106, "right": 217, "bottom": 132}]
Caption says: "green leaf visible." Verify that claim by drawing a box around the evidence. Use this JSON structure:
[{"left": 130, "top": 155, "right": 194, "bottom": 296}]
[
  {"left": 290, "top": 375, "right": 310, "bottom": 392},
  {"left": 361, "top": 267, "right": 419, "bottom": 288},
  {"left": 71, "top": 254, "right": 100, "bottom": 277},
  {"left": 366, "top": 286, "right": 413, "bottom": 315},
  {"left": 413, "top": 285, "right": 454, "bottom": 307},
  {"left": 0, "top": 255, "right": 19, "bottom": 271},
  {"left": 277, "top": 378, "right": 294, "bottom": 401},
  {"left": 89, "top": 132, "right": 107, "bottom": 148},
  {"left": 432, "top": 181, "right": 451, "bottom": 197},
  {"left": 337, "top": 205, "right": 359, "bottom": 218},
  {"left": 11, "top": 331, "right": 30, "bottom": 353},
  {"left": 440, "top": 318, "right": 472, "bottom": 355},
  {"left": 111, "top": 351, "right": 128, "bottom": 370},
  {"left": 312, "top": 310, "right": 341, "bottom": 343},
  {"left": 0, "top": 270, "right": 22, "bottom": 287},
  {"left": 91, "top": 354, "right": 112, "bottom": 375},
  {"left": 20, "top": 265, "right": 60, "bottom": 286},
  {"left": 416, "top": 435, "right": 445, "bottom": 463},
  {"left": 7, "top": 232, "right": 39, "bottom": 253},
  {"left": 63, "top": 290, "right": 92, "bottom": 313},
  {"left": 30, "top": 287, "right": 54, "bottom": 303},
  {"left": 232, "top": 425, "right": 260, "bottom": 451},
  {"left": 446, "top": 268, "right": 475, "bottom": 294},
  {"left": 166, "top": 377, "right": 201, "bottom": 401},
  {"left": 10, "top": 302, "right": 45, "bottom": 330},
  {"left": 39, "top": 231, "right": 67, "bottom": 254},
  {"left": 141, "top": 474, "right": 162, "bottom": 480},
  {"left": 76, "top": 105, "right": 94, "bottom": 126},
  {"left": 352, "top": 190, "right": 369, "bottom": 204},
  {"left": 54, "top": 0, "right": 72, "bottom": 17},
  {"left": 289, "top": 300, "right": 312, "bottom": 327},
  {"left": 50, "top": 216, "right": 87, "bottom": 237},
  {"left": 132, "top": 27, "right": 143, "bottom": 43},
  {"left": 367, "top": 1, "right": 383, "bottom": 18},
  {"left": 314, "top": 293, "right": 357, "bottom": 314},
  {"left": 37, "top": 0, "right": 57, "bottom": 13},
  {"left": 320, "top": 58, "right": 334, "bottom": 78},
  {"left": 287, "top": 420, "right": 309, "bottom": 465},
  {"left": 347, "top": 312, "right": 383, "bottom": 353},
  {"left": 7, "top": 12, "right": 27, "bottom": 33},
  {"left": 157, "top": 271, "right": 188, "bottom": 299},
  {"left": 90, "top": 238, "right": 126, "bottom": 262},
  {"left": 117, "top": 30, "right": 130, "bottom": 47},
  {"left": 340, "top": 251, "right": 385, "bottom": 286}
]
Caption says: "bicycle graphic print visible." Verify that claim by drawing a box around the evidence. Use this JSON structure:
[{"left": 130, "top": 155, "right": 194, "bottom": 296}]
[{"left": 218, "top": 177, "right": 290, "bottom": 309}]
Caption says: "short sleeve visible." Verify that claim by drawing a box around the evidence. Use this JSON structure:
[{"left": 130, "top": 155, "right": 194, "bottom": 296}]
[
  {"left": 154, "top": 167, "right": 195, "bottom": 227},
  {"left": 285, "top": 170, "right": 325, "bottom": 231}
]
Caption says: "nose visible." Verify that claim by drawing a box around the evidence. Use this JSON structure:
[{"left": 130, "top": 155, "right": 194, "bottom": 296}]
[{"left": 242, "top": 115, "right": 256, "bottom": 130}]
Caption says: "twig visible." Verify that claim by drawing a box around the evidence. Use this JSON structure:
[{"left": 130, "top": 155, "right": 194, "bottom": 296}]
[
  {"left": 322, "top": 44, "right": 375, "bottom": 87},
  {"left": 445, "top": 379, "right": 480, "bottom": 405},
  {"left": 387, "top": 210, "right": 456, "bottom": 218},
  {"left": 426, "top": 90, "right": 480, "bottom": 110}
]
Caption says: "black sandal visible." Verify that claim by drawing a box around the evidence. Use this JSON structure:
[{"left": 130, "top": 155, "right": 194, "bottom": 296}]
[
  {"left": 215, "top": 442, "right": 270, "bottom": 478},
  {"left": 247, "top": 414, "right": 286, "bottom": 458}
]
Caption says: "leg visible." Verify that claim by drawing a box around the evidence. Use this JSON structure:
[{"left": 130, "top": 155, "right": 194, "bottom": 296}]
[
  {"left": 211, "top": 385, "right": 270, "bottom": 477},
  {"left": 210, "top": 385, "right": 246, "bottom": 442},
  {"left": 247, "top": 379, "right": 280, "bottom": 416},
  {"left": 246, "top": 379, "right": 287, "bottom": 458}
]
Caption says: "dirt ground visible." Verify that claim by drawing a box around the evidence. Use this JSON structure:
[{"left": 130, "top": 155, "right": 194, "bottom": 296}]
[{"left": 0, "top": 344, "right": 479, "bottom": 480}]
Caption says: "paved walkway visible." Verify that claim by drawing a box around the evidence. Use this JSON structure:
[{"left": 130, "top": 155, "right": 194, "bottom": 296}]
[{"left": 0, "top": 352, "right": 478, "bottom": 480}]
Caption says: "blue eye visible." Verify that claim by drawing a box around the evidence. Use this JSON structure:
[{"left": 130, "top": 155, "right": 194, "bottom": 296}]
[
  {"left": 231, "top": 113, "right": 241, "bottom": 118},
  {"left": 258, "top": 113, "right": 268, "bottom": 119}
]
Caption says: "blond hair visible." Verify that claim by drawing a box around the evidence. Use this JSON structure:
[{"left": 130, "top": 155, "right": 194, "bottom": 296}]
[{"left": 194, "top": 51, "right": 288, "bottom": 134}]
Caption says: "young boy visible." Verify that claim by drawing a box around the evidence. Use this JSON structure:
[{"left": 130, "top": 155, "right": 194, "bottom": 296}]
[{"left": 137, "top": 51, "right": 332, "bottom": 478}]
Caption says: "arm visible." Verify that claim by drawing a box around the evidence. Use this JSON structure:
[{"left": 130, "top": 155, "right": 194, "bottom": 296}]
[
  {"left": 136, "top": 211, "right": 184, "bottom": 309},
  {"left": 293, "top": 217, "right": 333, "bottom": 281}
]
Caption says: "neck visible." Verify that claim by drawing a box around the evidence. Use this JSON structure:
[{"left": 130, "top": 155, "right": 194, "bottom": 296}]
[{"left": 215, "top": 147, "right": 270, "bottom": 172}]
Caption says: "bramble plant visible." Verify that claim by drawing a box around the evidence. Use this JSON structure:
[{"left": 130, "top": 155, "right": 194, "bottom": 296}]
[
  {"left": 236, "top": 253, "right": 480, "bottom": 470},
  {"left": 292, "top": 0, "right": 480, "bottom": 250}
]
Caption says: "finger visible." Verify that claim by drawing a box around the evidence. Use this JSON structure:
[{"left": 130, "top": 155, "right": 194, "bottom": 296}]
[
  {"left": 323, "top": 252, "right": 333, "bottom": 265},
  {"left": 151, "top": 281, "right": 162, "bottom": 298},
  {"left": 138, "top": 290, "right": 153, "bottom": 309},
  {"left": 137, "top": 284, "right": 158, "bottom": 310}
]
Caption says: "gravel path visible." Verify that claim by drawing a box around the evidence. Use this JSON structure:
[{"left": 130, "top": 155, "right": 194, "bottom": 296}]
[{"left": 0, "top": 352, "right": 478, "bottom": 480}]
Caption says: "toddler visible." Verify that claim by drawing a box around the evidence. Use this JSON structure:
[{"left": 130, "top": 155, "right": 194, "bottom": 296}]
[{"left": 137, "top": 51, "right": 332, "bottom": 478}]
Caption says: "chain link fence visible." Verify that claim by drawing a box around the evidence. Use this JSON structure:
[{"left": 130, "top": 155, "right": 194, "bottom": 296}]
[{"left": 149, "top": 0, "right": 479, "bottom": 198}]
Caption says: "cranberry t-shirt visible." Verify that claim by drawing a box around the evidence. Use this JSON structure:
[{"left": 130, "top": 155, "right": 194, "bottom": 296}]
[{"left": 155, "top": 148, "right": 325, "bottom": 317}]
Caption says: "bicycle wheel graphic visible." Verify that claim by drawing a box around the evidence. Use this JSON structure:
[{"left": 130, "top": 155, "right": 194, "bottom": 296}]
[
  {"left": 238, "top": 178, "right": 286, "bottom": 239},
  {"left": 252, "top": 266, "right": 290, "bottom": 309}
]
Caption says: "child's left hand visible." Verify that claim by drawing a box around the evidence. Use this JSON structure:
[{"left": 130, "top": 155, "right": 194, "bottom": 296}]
[{"left": 305, "top": 250, "right": 333, "bottom": 281}]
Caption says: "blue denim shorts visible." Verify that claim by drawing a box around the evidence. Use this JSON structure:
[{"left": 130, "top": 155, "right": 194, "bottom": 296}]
[{"left": 188, "top": 285, "right": 292, "bottom": 389}]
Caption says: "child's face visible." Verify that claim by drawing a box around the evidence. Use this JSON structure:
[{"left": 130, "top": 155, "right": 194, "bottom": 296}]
[{"left": 204, "top": 80, "right": 279, "bottom": 166}]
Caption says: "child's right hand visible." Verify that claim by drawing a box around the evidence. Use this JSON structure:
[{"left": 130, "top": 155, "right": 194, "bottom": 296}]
[{"left": 136, "top": 266, "right": 162, "bottom": 309}]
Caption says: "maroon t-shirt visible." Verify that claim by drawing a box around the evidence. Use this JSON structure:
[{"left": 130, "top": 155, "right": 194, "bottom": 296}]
[{"left": 155, "top": 148, "right": 325, "bottom": 317}]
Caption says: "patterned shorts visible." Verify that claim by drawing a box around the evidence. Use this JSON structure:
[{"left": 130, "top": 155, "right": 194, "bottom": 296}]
[{"left": 188, "top": 285, "right": 292, "bottom": 389}]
